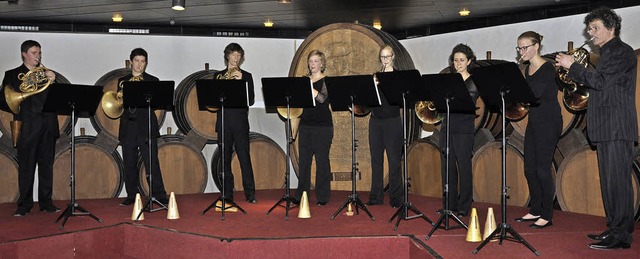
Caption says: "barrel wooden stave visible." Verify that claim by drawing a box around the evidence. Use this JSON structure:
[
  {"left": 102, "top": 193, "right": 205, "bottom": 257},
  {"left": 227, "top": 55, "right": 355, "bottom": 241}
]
[
  {"left": 407, "top": 137, "right": 441, "bottom": 198},
  {"left": 472, "top": 141, "right": 529, "bottom": 206},
  {"left": 212, "top": 132, "right": 287, "bottom": 191},
  {"left": 0, "top": 147, "right": 19, "bottom": 203},
  {"left": 53, "top": 136, "right": 123, "bottom": 200},
  {"left": 138, "top": 134, "right": 208, "bottom": 195},
  {"left": 556, "top": 145, "right": 640, "bottom": 217},
  {"left": 172, "top": 70, "right": 217, "bottom": 143},
  {"left": 288, "top": 23, "right": 416, "bottom": 191}
]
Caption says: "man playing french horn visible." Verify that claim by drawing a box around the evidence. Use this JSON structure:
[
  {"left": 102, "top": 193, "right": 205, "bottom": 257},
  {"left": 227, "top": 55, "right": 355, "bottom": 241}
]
[
  {"left": 214, "top": 43, "right": 257, "bottom": 204},
  {"left": 2, "top": 40, "right": 60, "bottom": 216},
  {"left": 117, "top": 48, "right": 168, "bottom": 206}
]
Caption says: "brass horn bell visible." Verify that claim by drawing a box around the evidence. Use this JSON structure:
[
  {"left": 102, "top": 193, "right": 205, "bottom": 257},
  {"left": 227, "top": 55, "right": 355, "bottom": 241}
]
[
  {"left": 415, "top": 101, "right": 442, "bottom": 124},
  {"left": 4, "top": 65, "right": 53, "bottom": 114}
]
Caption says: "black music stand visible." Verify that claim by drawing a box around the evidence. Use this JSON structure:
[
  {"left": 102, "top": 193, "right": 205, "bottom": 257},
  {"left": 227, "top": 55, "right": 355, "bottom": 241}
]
[
  {"left": 423, "top": 73, "right": 475, "bottom": 239},
  {"left": 376, "top": 69, "right": 433, "bottom": 230},
  {"left": 470, "top": 62, "right": 539, "bottom": 255},
  {"left": 197, "top": 79, "right": 250, "bottom": 220},
  {"left": 325, "top": 75, "right": 381, "bottom": 221},
  {"left": 123, "top": 80, "right": 175, "bottom": 221},
  {"left": 44, "top": 83, "right": 103, "bottom": 229},
  {"left": 262, "top": 77, "right": 316, "bottom": 220}
]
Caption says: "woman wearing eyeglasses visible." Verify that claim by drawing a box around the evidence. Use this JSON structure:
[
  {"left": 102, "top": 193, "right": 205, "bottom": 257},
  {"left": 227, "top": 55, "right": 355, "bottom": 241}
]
[
  {"left": 513, "top": 31, "right": 562, "bottom": 229},
  {"left": 367, "top": 45, "right": 403, "bottom": 208}
]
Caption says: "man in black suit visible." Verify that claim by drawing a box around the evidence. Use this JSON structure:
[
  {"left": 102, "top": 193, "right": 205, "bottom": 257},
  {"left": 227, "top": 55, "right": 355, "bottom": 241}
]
[
  {"left": 117, "top": 48, "right": 168, "bottom": 206},
  {"left": 214, "top": 43, "right": 256, "bottom": 203},
  {"left": 556, "top": 7, "right": 637, "bottom": 250},
  {"left": 2, "top": 40, "right": 60, "bottom": 216}
]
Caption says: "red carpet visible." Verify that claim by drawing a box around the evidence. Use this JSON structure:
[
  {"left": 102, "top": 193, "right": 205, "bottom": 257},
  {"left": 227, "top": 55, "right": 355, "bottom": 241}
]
[{"left": 0, "top": 190, "right": 638, "bottom": 258}]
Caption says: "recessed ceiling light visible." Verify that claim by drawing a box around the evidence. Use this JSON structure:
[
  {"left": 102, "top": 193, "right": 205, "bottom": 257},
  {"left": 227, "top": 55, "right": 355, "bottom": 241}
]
[
  {"left": 172, "top": 0, "right": 185, "bottom": 11},
  {"left": 459, "top": 8, "right": 470, "bottom": 16},
  {"left": 112, "top": 13, "right": 123, "bottom": 22},
  {"left": 277, "top": 0, "right": 291, "bottom": 3},
  {"left": 373, "top": 21, "right": 382, "bottom": 30},
  {"left": 264, "top": 19, "right": 274, "bottom": 27}
]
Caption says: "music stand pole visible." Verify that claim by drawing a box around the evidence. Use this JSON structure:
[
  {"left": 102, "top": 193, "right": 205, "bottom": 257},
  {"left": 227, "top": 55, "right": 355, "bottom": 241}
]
[
  {"left": 426, "top": 97, "right": 468, "bottom": 239},
  {"left": 267, "top": 97, "right": 298, "bottom": 220},
  {"left": 56, "top": 103, "right": 102, "bottom": 229},
  {"left": 331, "top": 96, "right": 375, "bottom": 220},
  {"left": 202, "top": 98, "right": 246, "bottom": 220},
  {"left": 136, "top": 96, "right": 167, "bottom": 220},
  {"left": 473, "top": 91, "right": 539, "bottom": 256},
  {"left": 389, "top": 92, "right": 433, "bottom": 230}
]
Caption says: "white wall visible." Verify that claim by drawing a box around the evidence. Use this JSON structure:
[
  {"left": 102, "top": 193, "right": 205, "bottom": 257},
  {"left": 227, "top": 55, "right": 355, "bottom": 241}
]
[{"left": 1, "top": 6, "right": 638, "bottom": 198}]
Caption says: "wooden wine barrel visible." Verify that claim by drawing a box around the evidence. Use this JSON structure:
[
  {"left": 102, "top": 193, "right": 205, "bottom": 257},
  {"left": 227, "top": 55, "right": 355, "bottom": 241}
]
[
  {"left": 556, "top": 144, "right": 640, "bottom": 218},
  {"left": 138, "top": 134, "right": 208, "bottom": 195},
  {"left": 472, "top": 134, "right": 557, "bottom": 207},
  {"left": 172, "top": 64, "right": 218, "bottom": 147},
  {"left": 52, "top": 135, "right": 124, "bottom": 200},
  {"left": 288, "top": 23, "right": 419, "bottom": 191},
  {"left": 90, "top": 64, "right": 166, "bottom": 143},
  {"left": 0, "top": 146, "right": 18, "bottom": 203},
  {"left": 0, "top": 71, "right": 74, "bottom": 146},
  {"left": 211, "top": 132, "right": 286, "bottom": 191},
  {"left": 407, "top": 137, "right": 441, "bottom": 198}
]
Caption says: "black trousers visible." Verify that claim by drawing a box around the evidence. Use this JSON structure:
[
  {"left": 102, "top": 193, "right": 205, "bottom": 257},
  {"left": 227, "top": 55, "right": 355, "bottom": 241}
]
[
  {"left": 523, "top": 121, "right": 561, "bottom": 220},
  {"left": 440, "top": 132, "right": 474, "bottom": 213},
  {"left": 596, "top": 140, "right": 635, "bottom": 244},
  {"left": 368, "top": 116, "right": 403, "bottom": 204},
  {"left": 16, "top": 116, "right": 57, "bottom": 210},
  {"left": 218, "top": 123, "right": 255, "bottom": 200},
  {"left": 296, "top": 125, "right": 333, "bottom": 203},
  {"left": 122, "top": 126, "right": 167, "bottom": 201}
]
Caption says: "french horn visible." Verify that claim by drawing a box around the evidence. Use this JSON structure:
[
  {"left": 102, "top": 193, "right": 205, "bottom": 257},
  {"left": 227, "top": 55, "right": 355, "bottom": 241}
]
[
  {"left": 4, "top": 64, "right": 53, "bottom": 114},
  {"left": 557, "top": 39, "right": 593, "bottom": 112},
  {"left": 101, "top": 74, "right": 143, "bottom": 119},
  {"left": 415, "top": 100, "right": 443, "bottom": 124}
]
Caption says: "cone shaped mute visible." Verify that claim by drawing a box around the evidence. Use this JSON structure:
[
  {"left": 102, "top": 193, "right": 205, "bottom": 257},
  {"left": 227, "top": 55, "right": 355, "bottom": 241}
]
[
  {"left": 346, "top": 203, "right": 354, "bottom": 216},
  {"left": 465, "top": 208, "right": 482, "bottom": 242},
  {"left": 167, "top": 192, "right": 180, "bottom": 220},
  {"left": 131, "top": 193, "right": 144, "bottom": 221},
  {"left": 483, "top": 207, "right": 497, "bottom": 241},
  {"left": 298, "top": 191, "right": 311, "bottom": 219}
]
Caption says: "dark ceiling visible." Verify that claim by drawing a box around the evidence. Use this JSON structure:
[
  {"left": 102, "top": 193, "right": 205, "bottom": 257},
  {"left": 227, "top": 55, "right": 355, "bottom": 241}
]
[{"left": 0, "top": 0, "right": 637, "bottom": 39}]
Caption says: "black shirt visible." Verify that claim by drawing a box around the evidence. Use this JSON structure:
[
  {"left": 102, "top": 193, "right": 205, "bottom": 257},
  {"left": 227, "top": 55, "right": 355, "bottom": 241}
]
[
  {"left": 525, "top": 61, "right": 562, "bottom": 124},
  {"left": 442, "top": 77, "right": 479, "bottom": 134},
  {"left": 300, "top": 77, "right": 332, "bottom": 127}
]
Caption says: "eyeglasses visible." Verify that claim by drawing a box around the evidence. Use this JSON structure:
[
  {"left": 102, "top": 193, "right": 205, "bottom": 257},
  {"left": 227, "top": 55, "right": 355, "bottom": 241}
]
[
  {"left": 380, "top": 55, "right": 393, "bottom": 59},
  {"left": 587, "top": 25, "right": 601, "bottom": 33},
  {"left": 515, "top": 43, "right": 536, "bottom": 52}
]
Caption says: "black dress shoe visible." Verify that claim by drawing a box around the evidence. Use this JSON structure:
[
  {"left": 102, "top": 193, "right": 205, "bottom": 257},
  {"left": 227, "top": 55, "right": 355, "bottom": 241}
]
[
  {"left": 589, "top": 237, "right": 631, "bottom": 250},
  {"left": 529, "top": 220, "right": 553, "bottom": 229},
  {"left": 119, "top": 198, "right": 135, "bottom": 206},
  {"left": 291, "top": 198, "right": 300, "bottom": 205},
  {"left": 457, "top": 211, "right": 469, "bottom": 217},
  {"left": 587, "top": 230, "right": 610, "bottom": 241},
  {"left": 246, "top": 198, "right": 257, "bottom": 204},
  {"left": 316, "top": 201, "right": 327, "bottom": 206},
  {"left": 514, "top": 216, "right": 540, "bottom": 222},
  {"left": 40, "top": 205, "right": 60, "bottom": 213}
]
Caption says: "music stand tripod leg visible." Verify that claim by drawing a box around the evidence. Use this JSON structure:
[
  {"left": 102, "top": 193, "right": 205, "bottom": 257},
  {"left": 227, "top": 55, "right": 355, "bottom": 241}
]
[
  {"left": 331, "top": 99, "right": 374, "bottom": 221},
  {"left": 267, "top": 103, "right": 298, "bottom": 220}
]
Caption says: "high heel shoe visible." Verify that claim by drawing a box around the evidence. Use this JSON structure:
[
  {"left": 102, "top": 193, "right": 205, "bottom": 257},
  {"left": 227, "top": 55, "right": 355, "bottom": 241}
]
[{"left": 529, "top": 220, "right": 553, "bottom": 229}]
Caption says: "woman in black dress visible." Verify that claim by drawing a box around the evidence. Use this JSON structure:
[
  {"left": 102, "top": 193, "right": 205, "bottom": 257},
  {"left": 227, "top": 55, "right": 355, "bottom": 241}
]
[{"left": 514, "top": 31, "right": 562, "bottom": 229}]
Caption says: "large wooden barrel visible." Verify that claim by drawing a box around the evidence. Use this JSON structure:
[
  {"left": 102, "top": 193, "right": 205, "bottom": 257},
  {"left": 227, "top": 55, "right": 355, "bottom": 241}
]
[
  {"left": 0, "top": 145, "right": 18, "bottom": 203},
  {"left": 288, "top": 23, "right": 419, "bottom": 191},
  {"left": 52, "top": 135, "right": 124, "bottom": 200},
  {"left": 211, "top": 132, "right": 286, "bottom": 191},
  {"left": 138, "top": 133, "right": 208, "bottom": 195},
  {"left": 556, "top": 144, "right": 640, "bottom": 217},
  {"left": 90, "top": 64, "right": 166, "bottom": 144},
  {"left": 172, "top": 64, "right": 218, "bottom": 147},
  {"left": 472, "top": 134, "right": 557, "bottom": 207},
  {"left": 0, "top": 71, "right": 74, "bottom": 146},
  {"left": 407, "top": 137, "right": 441, "bottom": 198}
]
